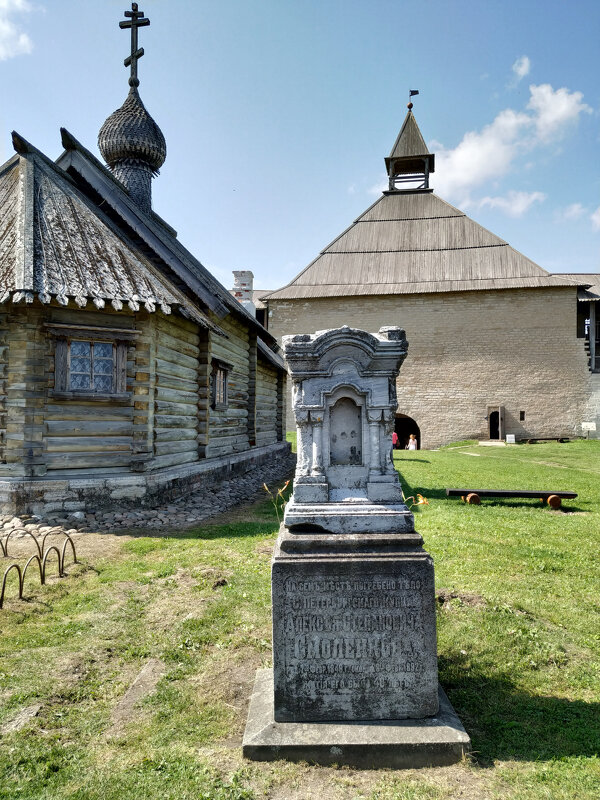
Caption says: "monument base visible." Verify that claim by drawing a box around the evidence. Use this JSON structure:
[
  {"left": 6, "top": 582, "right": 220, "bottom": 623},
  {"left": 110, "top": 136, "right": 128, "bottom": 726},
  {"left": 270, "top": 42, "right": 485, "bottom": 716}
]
[{"left": 243, "top": 669, "right": 471, "bottom": 769}]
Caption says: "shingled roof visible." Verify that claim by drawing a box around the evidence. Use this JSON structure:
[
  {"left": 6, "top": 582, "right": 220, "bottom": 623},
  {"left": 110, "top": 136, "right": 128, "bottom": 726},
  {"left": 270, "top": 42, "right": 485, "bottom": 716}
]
[
  {"left": 264, "top": 113, "right": 579, "bottom": 301},
  {"left": 0, "top": 137, "right": 225, "bottom": 334}
]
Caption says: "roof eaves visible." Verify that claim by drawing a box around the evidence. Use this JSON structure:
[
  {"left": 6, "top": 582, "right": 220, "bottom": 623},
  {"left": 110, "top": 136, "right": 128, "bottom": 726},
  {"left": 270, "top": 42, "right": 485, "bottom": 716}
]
[{"left": 57, "top": 129, "right": 277, "bottom": 344}]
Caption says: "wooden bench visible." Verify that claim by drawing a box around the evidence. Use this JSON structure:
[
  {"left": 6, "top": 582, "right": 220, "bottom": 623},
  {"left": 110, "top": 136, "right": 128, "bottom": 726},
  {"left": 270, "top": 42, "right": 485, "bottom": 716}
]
[{"left": 445, "top": 488, "right": 578, "bottom": 509}]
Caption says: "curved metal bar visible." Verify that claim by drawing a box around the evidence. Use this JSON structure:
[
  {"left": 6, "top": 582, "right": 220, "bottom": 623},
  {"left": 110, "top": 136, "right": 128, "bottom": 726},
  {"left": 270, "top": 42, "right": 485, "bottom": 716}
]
[
  {"left": 60, "top": 535, "right": 77, "bottom": 569},
  {"left": 41, "top": 546, "right": 64, "bottom": 583},
  {"left": 0, "top": 563, "right": 24, "bottom": 609},
  {"left": 21, "top": 554, "right": 43, "bottom": 593},
  {"left": 0, "top": 537, "right": 7, "bottom": 557},
  {"left": 1, "top": 529, "right": 42, "bottom": 560}
]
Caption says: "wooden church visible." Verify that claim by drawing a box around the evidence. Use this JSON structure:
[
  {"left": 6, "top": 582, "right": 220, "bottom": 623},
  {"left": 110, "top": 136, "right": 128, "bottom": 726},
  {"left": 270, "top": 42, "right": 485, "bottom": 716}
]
[{"left": 0, "top": 4, "right": 289, "bottom": 515}]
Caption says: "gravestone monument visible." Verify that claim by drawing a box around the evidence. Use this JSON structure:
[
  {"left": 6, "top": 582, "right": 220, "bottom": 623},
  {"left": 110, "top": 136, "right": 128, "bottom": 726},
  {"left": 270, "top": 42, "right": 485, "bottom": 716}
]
[{"left": 243, "top": 326, "right": 470, "bottom": 767}]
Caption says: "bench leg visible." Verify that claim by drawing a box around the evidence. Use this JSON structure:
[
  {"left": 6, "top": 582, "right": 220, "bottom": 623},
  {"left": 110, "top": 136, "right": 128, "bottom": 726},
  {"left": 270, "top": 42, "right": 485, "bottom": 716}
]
[
  {"left": 547, "top": 494, "right": 561, "bottom": 509},
  {"left": 466, "top": 493, "right": 481, "bottom": 505}
]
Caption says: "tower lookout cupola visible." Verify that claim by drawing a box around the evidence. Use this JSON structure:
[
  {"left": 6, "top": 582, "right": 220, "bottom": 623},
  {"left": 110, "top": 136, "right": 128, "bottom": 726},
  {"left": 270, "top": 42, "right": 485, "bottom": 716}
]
[
  {"left": 98, "top": 3, "right": 166, "bottom": 214},
  {"left": 385, "top": 106, "right": 435, "bottom": 191}
]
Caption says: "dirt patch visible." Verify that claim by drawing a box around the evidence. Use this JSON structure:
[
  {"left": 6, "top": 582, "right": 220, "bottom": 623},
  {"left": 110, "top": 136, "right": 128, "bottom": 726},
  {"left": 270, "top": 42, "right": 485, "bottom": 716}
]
[
  {"left": 0, "top": 703, "right": 41, "bottom": 735},
  {"left": 436, "top": 589, "right": 486, "bottom": 608},
  {"left": 106, "top": 658, "right": 165, "bottom": 738}
]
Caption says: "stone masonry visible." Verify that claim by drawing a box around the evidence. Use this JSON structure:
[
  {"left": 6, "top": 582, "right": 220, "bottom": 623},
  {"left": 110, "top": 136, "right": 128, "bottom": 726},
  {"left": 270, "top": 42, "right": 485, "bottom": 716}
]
[{"left": 267, "top": 287, "right": 594, "bottom": 448}]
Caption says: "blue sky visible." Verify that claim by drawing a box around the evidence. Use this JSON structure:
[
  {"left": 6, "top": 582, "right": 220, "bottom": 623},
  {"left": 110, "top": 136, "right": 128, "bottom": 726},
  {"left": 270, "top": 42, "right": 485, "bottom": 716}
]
[{"left": 0, "top": 0, "right": 598, "bottom": 290}]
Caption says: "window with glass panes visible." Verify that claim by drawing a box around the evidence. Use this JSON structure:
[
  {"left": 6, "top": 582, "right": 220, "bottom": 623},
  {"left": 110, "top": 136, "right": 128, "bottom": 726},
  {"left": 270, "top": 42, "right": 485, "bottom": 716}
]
[
  {"left": 69, "top": 341, "right": 114, "bottom": 392},
  {"left": 211, "top": 359, "right": 230, "bottom": 409}
]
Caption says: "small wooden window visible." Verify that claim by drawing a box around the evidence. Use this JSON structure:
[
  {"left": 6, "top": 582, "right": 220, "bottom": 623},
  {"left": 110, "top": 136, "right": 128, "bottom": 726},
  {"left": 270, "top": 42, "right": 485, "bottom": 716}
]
[
  {"left": 211, "top": 359, "right": 231, "bottom": 410},
  {"left": 46, "top": 323, "right": 136, "bottom": 400}
]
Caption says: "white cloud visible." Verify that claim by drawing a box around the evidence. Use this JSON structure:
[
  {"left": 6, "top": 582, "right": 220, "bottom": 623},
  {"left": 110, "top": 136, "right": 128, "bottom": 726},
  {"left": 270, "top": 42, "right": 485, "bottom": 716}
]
[
  {"left": 479, "top": 190, "right": 546, "bottom": 217},
  {"left": 555, "top": 203, "right": 586, "bottom": 222},
  {"left": 0, "top": 0, "right": 33, "bottom": 61},
  {"left": 434, "top": 108, "right": 530, "bottom": 198},
  {"left": 433, "top": 82, "right": 591, "bottom": 203},
  {"left": 591, "top": 207, "right": 600, "bottom": 231},
  {"left": 512, "top": 56, "right": 530, "bottom": 81},
  {"left": 527, "top": 83, "right": 592, "bottom": 142}
]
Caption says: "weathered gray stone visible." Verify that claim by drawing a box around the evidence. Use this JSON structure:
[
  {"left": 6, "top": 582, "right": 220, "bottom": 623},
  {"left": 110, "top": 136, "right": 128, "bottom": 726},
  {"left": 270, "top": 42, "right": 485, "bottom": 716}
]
[
  {"left": 272, "top": 524, "right": 438, "bottom": 721},
  {"left": 244, "top": 324, "right": 471, "bottom": 762},
  {"left": 243, "top": 669, "right": 470, "bottom": 768},
  {"left": 283, "top": 326, "right": 410, "bottom": 533}
]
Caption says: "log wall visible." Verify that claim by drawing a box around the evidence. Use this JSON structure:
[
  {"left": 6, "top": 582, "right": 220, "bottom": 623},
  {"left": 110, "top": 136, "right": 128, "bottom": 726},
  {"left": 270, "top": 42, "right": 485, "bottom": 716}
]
[
  {"left": 151, "top": 312, "right": 202, "bottom": 471},
  {"left": 0, "top": 308, "right": 7, "bottom": 464},
  {"left": 44, "top": 307, "right": 135, "bottom": 475},
  {"left": 206, "top": 313, "right": 250, "bottom": 458},
  {"left": 256, "top": 357, "right": 279, "bottom": 447}
]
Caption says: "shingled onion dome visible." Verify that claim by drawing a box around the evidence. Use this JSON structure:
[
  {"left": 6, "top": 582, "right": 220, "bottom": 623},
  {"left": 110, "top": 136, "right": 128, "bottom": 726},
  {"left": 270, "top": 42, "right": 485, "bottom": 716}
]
[{"left": 98, "top": 86, "right": 166, "bottom": 214}]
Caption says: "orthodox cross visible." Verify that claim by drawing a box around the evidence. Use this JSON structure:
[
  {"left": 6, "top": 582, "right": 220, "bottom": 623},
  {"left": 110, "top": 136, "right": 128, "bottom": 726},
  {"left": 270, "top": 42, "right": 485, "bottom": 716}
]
[{"left": 119, "top": 3, "right": 150, "bottom": 88}]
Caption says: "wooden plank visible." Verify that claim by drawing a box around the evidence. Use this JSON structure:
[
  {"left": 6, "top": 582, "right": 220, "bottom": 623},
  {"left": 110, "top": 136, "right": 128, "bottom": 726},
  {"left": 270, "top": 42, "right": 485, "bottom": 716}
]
[
  {"left": 154, "top": 428, "right": 197, "bottom": 441},
  {"left": 156, "top": 342, "right": 198, "bottom": 370},
  {"left": 445, "top": 488, "right": 578, "bottom": 499},
  {"left": 154, "top": 328, "right": 200, "bottom": 358},
  {"left": 155, "top": 374, "right": 198, "bottom": 392},
  {"left": 155, "top": 400, "right": 197, "bottom": 415},
  {"left": 149, "top": 451, "right": 199, "bottom": 470},
  {"left": 155, "top": 358, "right": 197, "bottom": 381},
  {"left": 46, "top": 419, "right": 133, "bottom": 436},
  {"left": 154, "top": 414, "right": 197, "bottom": 429},
  {"left": 46, "top": 452, "right": 132, "bottom": 469},
  {"left": 46, "top": 436, "right": 132, "bottom": 452},
  {"left": 155, "top": 387, "right": 198, "bottom": 404},
  {"left": 154, "top": 440, "right": 198, "bottom": 456},
  {"left": 44, "top": 404, "right": 133, "bottom": 419}
]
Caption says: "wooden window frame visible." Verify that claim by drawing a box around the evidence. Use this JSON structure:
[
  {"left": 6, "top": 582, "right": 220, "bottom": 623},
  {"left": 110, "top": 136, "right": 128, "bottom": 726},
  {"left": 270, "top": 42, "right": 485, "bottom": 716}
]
[
  {"left": 45, "top": 323, "right": 137, "bottom": 401},
  {"left": 211, "top": 358, "right": 231, "bottom": 411}
]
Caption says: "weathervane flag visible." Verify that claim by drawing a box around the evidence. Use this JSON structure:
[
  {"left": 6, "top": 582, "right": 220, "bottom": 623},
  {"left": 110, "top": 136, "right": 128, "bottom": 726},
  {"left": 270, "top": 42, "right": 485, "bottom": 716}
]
[{"left": 409, "top": 89, "right": 419, "bottom": 97}]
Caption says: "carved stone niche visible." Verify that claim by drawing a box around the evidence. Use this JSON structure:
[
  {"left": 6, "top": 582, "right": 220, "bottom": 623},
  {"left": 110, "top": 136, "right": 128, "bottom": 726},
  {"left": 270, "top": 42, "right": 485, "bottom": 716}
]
[{"left": 283, "top": 326, "right": 412, "bottom": 534}]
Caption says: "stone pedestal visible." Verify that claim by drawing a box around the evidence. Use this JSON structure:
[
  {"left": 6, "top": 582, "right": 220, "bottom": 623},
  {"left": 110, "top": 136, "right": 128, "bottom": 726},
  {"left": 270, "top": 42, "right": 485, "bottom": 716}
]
[
  {"left": 272, "top": 524, "right": 438, "bottom": 722},
  {"left": 243, "top": 326, "right": 470, "bottom": 766}
]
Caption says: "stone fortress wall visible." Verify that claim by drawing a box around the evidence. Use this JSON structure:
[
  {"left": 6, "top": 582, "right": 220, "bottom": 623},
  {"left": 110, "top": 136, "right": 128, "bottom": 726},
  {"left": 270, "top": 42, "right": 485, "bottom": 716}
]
[{"left": 267, "top": 286, "right": 593, "bottom": 449}]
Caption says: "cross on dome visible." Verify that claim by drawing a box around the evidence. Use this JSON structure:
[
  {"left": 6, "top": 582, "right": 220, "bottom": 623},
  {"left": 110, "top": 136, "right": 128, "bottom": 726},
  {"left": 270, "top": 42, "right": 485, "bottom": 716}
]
[{"left": 119, "top": 3, "right": 150, "bottom": 88}]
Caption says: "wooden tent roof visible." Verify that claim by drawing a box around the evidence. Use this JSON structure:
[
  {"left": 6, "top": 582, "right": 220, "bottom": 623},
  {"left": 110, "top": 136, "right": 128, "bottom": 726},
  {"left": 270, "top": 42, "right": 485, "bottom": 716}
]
[
  {"left": 389, "top": 111, "right": 430, "bottom": 159},
  {"left": 264, "top": 190, "right": 579, "bottom": 301}
]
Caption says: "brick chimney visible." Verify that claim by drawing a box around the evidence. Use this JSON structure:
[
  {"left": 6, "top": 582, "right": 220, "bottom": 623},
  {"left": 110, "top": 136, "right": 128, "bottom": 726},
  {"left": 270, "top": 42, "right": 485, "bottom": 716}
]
[{"left": 232, "top": 270, "right": 256, "bottom": 316}]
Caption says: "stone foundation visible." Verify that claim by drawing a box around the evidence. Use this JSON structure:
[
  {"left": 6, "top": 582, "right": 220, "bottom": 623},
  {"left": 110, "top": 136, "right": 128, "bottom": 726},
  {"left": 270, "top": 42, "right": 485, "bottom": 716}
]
[{"left": 0, "top": 442, "right": 294, "bottom": 517}]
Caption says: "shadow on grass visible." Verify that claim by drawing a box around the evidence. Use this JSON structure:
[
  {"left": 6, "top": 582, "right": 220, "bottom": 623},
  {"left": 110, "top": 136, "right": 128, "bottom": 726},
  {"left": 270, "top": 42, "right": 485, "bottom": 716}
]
[
  {"left": 441, "top": 656, "right": 600, "bottom": 765},
  {"left": 105, "top": 520, "right": 280, "bottom": 541}
]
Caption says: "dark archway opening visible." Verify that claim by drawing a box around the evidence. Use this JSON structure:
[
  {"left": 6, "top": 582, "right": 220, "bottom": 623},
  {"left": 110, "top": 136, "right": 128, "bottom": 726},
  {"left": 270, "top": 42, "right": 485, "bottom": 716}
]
[
  {"left": 489, "top": 410, "right": 500, "bottom": 440},
  {"left": 395, "top": 414, "right": 421, "bottom": 450}
]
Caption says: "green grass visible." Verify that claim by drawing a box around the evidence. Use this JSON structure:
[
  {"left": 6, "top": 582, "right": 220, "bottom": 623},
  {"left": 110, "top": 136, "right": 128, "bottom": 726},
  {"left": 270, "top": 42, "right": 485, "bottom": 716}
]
[{"left": 1, "top": 441, "right": 599, "bottom": 799}]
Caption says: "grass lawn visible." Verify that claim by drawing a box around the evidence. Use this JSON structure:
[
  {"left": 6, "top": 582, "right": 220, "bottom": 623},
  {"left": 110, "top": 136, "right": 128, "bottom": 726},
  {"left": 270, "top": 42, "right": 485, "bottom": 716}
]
[{"left": 1, "top": 440, "right": 599, "bottom": 799}]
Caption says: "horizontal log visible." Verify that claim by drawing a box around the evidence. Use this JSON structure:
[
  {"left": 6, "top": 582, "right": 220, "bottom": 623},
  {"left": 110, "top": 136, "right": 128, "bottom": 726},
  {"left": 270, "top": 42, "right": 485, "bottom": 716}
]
[
  {"left": 44, "top": 404, "right": 133, "bottom": 420},
  {"left": 45, "top": 436, "right": 132, "bottom": 452},
  {"left": 154, "top": 428, "right": 197, "bottom": 441},
  {"left": 154, "top": 440, "right": 198, "bottom": 456},
  {"left": 46, "top": 419, "right": 133, "bottom": 436},
  {"left": 155, "top": 358, "right": 197, "bottom": 382},
  {"left": 156, "top": 315, "right": 199, "bottom": 345},
  {"left": 156, "top": 343, "right": 199, "bottom": 371},
  {"left": 155, "top": 328, "right": 200, "bottom": 358},
  {"left": 155, "top": 387, "right": 198, "bottom": 404},
  {"left": 156, "top": 374, "right": 199, "bottom": 393},
  {"left": 155, "top": 400, "right": 197, "bottom": 415},
  {"left": 154, "top": 414, "right": 197, "bottom": 429},
  {"left": 46, "top": 452, "right": 132, "bottom": 469},
  {"left": 149, "top": 451, "right": 199, "bottom": 470}
]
